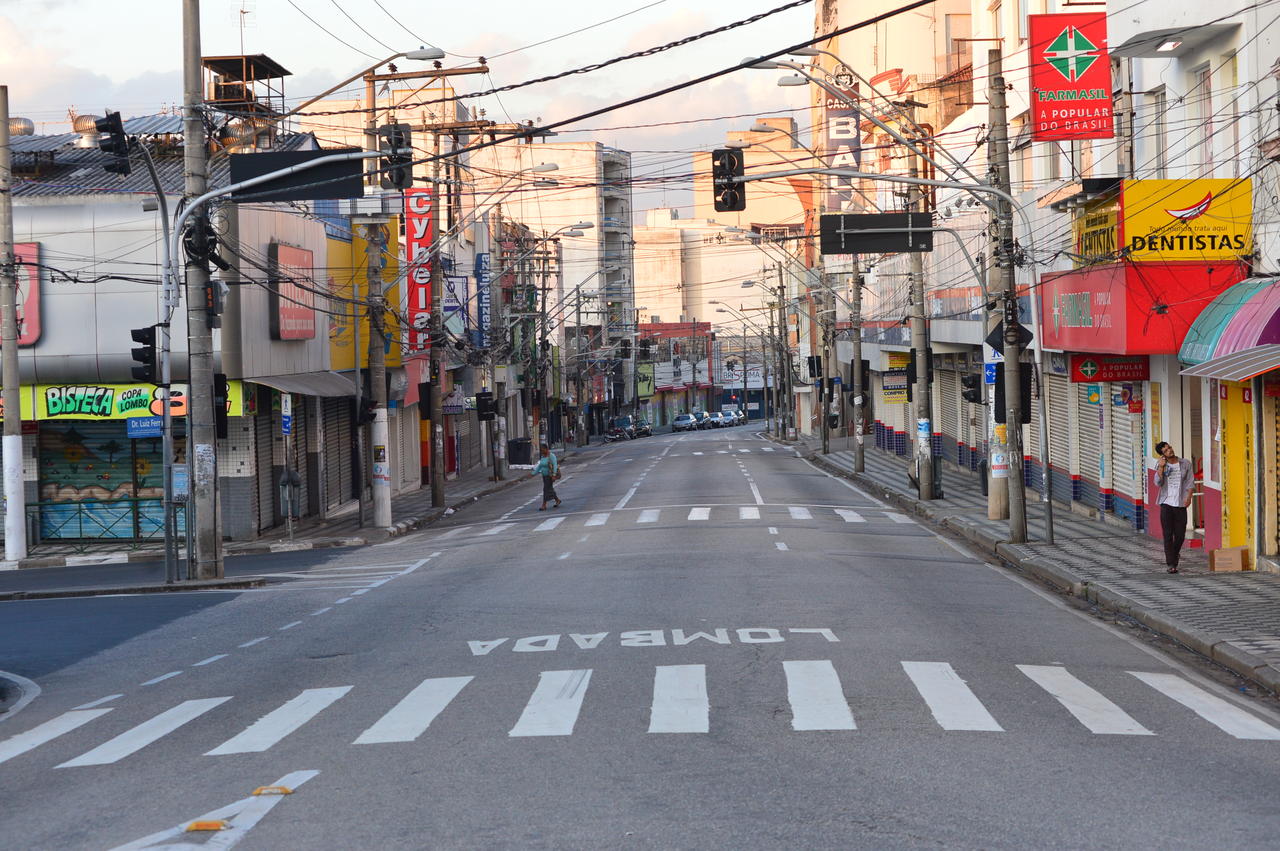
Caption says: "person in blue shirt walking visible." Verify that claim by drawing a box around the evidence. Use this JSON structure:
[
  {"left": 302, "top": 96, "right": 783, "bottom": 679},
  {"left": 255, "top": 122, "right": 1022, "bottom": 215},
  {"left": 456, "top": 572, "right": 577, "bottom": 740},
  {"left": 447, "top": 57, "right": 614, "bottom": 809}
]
[{"left": 532, "top": 444, "right": 561, "bottom": 511}]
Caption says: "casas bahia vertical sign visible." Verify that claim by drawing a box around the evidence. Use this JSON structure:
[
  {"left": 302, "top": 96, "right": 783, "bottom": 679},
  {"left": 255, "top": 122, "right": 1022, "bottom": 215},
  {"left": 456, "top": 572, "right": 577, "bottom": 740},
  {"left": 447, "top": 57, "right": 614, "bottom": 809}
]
[{"left": 1029, "top": 13, "right": 1114, "bottom": 142}]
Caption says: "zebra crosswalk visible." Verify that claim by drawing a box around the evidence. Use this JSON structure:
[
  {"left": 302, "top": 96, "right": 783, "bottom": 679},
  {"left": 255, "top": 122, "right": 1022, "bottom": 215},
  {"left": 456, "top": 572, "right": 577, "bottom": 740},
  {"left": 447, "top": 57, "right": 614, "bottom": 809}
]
[
  {"left": 473, "top": 505, "right": 906, "bottom": 535},
  {"left": 4, "top": 662, "right": 1277, "bottom": 771}
]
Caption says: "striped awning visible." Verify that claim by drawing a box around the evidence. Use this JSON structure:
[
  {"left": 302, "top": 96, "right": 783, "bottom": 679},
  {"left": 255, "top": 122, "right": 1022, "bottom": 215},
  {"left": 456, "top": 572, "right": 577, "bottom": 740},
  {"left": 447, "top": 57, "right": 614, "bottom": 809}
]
[{"left": 1179, "top": 344, "right": 1280, "bottom": 382}]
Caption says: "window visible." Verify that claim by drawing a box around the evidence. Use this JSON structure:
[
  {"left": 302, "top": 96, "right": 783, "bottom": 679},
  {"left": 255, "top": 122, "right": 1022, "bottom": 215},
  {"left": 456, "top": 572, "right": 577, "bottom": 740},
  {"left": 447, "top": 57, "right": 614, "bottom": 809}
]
[
  {"left": 1044, "top": 143, "right": 1061, "bottom": 181},
  {"left": 1017, "top": 0, "right": 1029, "bottom": 42},
  {"left": 1224, "top": 53, "right": 1240, "bottom": 176},
  {"left": 990, "top": 1, "right": 1003, "bottom": 42},
  {"left": 1147, "top": 87, "right": 1168, "bottom": 178},
  {"left": 1191, "top": 64, "right": 1214, "bottom": 171}
]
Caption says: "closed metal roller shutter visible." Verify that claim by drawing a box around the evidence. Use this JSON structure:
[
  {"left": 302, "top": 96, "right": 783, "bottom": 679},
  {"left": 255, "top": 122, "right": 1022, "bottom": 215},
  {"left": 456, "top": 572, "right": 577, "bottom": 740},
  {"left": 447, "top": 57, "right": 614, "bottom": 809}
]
[
  {"left": 938, "top": 369, "right": 958, "bottom": 463},
  {"left": 1077, "top": 382, "right": 1103, "bottom": 506},
  {"left": 286, "top": 396, "right": 310, "bottom": 517},
  {"left": 399, "top": 405, "right": 421, "bottom": 490},
  {"left": 323, "top": 398, "right": 353, "bottom": 511},
  {"left": 254, "top": 395, "right": 276, "bottom": 532},
  {"left": 1045, "top": 373, "right": 1073, "bottom": 501},
  {"left": 1111, "top": 387, "right": 1144, "bottom": 519}
]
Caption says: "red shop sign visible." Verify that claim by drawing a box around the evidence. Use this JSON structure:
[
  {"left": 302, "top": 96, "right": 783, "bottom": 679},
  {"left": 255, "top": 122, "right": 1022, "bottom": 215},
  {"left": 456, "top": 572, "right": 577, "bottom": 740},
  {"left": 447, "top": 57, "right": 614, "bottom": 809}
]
[
  {"left": 1029, "top": 13, "right": 1114, "bottom": 142},
  {"left": 404, "top": 188, "right": 434, "bottom": 355},
  {"left": 1070, "top": 354, "right": 1149, "bottom": 383}
]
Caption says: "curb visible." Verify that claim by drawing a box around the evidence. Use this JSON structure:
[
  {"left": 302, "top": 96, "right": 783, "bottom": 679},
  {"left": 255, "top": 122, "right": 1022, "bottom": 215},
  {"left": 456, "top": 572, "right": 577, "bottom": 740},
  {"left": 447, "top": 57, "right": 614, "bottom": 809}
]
[
  {"left": 0, "top": 670, "right": 41, "bottom": 720},
  {"left": 0, "top": 576, "right": 266, "bottom": 602},
  {"left": 793, "top": 441, "right": 1280, "bottom": 697}
]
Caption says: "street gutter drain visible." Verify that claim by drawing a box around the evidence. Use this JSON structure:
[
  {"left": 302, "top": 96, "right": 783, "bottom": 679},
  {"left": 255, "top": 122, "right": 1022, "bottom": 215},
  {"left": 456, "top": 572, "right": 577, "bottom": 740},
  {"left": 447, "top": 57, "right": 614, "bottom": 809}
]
[
  {"left": 186, "top": 820, "right": 229, "bottom": 832},
  {"left": 253, "top": 785, "right": 293, "bottom": 795}
]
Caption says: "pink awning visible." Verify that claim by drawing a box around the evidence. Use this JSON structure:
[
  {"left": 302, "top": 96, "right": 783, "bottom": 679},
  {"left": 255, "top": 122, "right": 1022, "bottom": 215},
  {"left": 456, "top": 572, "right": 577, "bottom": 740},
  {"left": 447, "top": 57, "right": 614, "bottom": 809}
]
[{"left": 1215, "top": 281, "right": 1280, "bottom": 357}]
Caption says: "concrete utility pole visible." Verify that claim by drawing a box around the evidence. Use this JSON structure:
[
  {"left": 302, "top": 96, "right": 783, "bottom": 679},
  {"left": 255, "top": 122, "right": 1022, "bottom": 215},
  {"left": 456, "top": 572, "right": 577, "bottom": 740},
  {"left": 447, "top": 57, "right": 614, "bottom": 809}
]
[
  {"left": 775, "top": 268, "right": 790, "bottom": 439},
  {"left": 850, "top": 266, "right": 865, "bottom": 472},
  {"left": 989, "top": 49, "right": 1027, "bottom": 541},
  {"left": 183, "top": 0, "right": 222, "bottom": 578},
  {"left": 819, "top": 279, "right": 831, "bottom": 455},
  {"left": 428, "top": 205, "right": 446, "bottom": 507},
  {"left": 0, "top": 85, "right": 26, "bottom": 562},
  {"left": 907, "top": 119, "right": 935, "bottom": 500},
  {"left": 365, "top": 223, "right": 392, "bottom": 527}
]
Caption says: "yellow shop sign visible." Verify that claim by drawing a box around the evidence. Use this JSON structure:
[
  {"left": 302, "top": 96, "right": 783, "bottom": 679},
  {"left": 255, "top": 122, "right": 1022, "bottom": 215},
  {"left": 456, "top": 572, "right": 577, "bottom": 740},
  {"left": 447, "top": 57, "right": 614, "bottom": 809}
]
[
  {"left": 33, "top": 381, "right": 246, "bottom": 420},
  {"left": 1121, "top": 179, "right": 1251, "bottom": 262}
]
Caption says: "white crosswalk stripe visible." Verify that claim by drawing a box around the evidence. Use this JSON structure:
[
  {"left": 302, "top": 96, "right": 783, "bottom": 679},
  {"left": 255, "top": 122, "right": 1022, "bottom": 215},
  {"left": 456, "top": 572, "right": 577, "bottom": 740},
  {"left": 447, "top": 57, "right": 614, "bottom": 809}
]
[
  {"left": 354, "top": 677, "right": 473, "bottom": 744},
  {"left": 0, "top": 709, "right": 112, "bottom": 766},
  {"left": 481, "top": 523, "right": 514, "bottom": 536},
  {"left": 1130, "top": 671, "right": 1280, "bottom": 740},
  {"left": 510, "top": 670, "right": 592, "bottom": 737},
  {"left": 1019, "top": 665, "right": 1152, "bottom": 735},
  {"left": 637, "top": 509, "right": 660, "bottom": 523},
  {"left": 739, "top": 506, "right": 760, "bottom": 520},
  {"left": 60, "top": 698, "right": 231, "bottom": 767},
  {"left": 534, "top": 517, "right": 565, "bottom": 532},
  {"left": 762, "top": 447, "right": 775, "bottom": 452},
  {"left": 688, "top": 507, "right": 710, "bottom": 521},
  {"left": 649, "top": 665, "right": 709, "bottom": 733},
  {"left": 789, "top": 506, "right": 812, "bottom": 520},
  {"left": 834, "top": 509, "right": 865, "bottom": 523},
  {"left": 206, "top": 688, "right": 351, "bottom": 755},
  {"left": 885, "top": 512, "right": 915, "bottom": 524},
  {"left": 901, "top": 661, "right": 1003, "bottom": 731},
  {"left": 784, "top": 660, "right": 856, "bottom": 731},
  {"left": 585, "top": 513, "right": 610, "bottom": 527}
]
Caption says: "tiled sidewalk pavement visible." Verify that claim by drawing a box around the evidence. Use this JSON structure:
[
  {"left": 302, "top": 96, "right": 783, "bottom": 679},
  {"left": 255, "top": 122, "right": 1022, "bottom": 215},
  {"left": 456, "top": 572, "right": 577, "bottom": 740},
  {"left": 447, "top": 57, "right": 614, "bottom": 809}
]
[{"left": 791, "top": 433, "right": 1280, "bottom": 694}]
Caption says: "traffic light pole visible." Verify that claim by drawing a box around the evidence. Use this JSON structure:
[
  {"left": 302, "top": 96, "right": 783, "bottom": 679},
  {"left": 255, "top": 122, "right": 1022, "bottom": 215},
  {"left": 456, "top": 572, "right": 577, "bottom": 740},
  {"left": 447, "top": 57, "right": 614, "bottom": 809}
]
[
  {"left": 851, "top": 267, "right": 865, "bottom": 473},
  {"left": 365, "top": 223, "right": 393, "bottom": 528},
  {"left": 908, "top": 132, "right": 935, "bottom": 501}
]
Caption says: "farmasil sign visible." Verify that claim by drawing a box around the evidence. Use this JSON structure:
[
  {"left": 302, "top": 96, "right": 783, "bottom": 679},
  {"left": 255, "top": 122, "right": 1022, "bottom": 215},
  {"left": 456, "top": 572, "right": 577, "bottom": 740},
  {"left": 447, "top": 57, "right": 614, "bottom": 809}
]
[{"left": 1029, "top": 13, "right": 1114, "bottom": 142}]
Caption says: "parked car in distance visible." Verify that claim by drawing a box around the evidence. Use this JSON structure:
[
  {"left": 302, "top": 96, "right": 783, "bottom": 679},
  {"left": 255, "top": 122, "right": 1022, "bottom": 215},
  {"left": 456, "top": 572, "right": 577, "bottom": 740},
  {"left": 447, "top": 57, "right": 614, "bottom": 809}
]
[
  {"left": 633, "top": 419, "right": 653, "bottom": 438},
  {"left": 610, "top": 415, "right": 635, "bottom": 439},
  {"left": 734, "top": 410, "right": 747, "bottom": 424},
  {"left": 672, "top": 413, "right": 697, "bottom": 432},
  {"left": 692, "top": 411, "right": 713, "bottom": 429},
  {"left": 713, "top": 412, "right": 731, "bottom": 428}
]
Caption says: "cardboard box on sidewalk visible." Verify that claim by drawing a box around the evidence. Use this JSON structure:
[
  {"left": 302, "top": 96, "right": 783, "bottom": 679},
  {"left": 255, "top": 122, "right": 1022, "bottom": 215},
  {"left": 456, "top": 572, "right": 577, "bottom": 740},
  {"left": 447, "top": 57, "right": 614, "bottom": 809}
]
[{"left": 1210, "top": 545, "right": 1250, "bottom": 572}]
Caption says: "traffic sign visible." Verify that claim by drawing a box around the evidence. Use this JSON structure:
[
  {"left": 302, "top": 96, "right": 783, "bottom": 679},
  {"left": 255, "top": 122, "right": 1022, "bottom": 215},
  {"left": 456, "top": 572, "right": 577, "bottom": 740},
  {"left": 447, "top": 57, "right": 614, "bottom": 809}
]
[{"left": 984, "top": 363, "right": 998, "bottom": 385}]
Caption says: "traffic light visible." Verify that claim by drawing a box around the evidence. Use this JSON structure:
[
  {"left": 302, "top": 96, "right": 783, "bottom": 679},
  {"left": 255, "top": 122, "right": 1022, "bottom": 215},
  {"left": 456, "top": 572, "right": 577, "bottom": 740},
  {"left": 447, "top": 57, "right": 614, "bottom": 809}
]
[
  {"left": 711, "top": 148, "right": 746, "bottom": 212},
  {"left": 476, "top": 390, "right": 495, "bottom": 422},
  {"left": 961, "top": 373, "right": 983, "bottom": 404},
  {"left": 95, "top": 111, "right": 131, "bottom": 176},
  {"left": 807, "top": 355, "right": 822, "bottom": 379},
  {"left": 357, "top": 398, "right": 377, "bottom": 425},
  {"left": 992, "top": 363, "right": 1032, "bottom": 424},
  {"left": 212, "top": 373, "right": 229, "bottom": 439},
  {"left": 378, "top": 123, "right": 413, "bottom": 190},
  {"left": 619, "top": 339, "right": 631, "bottom": 359},
  {"left": 638, "top": 338, "right": 652, "bottom": 360},
  {"left": 130, "top": 326, "right": 157, "bottom": 383}
]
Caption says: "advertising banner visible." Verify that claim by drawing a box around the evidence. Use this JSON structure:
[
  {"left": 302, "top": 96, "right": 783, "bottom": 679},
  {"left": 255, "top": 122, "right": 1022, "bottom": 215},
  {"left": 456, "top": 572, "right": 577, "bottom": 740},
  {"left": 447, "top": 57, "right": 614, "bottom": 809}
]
[
  {"left": 1070, "top": 354, "right": 1149, "bottom": 383},
  {"left": 821, "top": 85, "right": 861, "bottom": 213},
  {"left": 326, "top": 224, "right": 401, "bottom": 371},
  {"left": 636, "top": 363, "right": 655, "bottom": 398},
  {"left": 1029, "top": 13, "right": 1114, "bottom": 141},
  {"left": 31, "top": 381, "right": 246, "bottom": 421},
  {"left": 268, "top": 243, "right": 317, "bottom": 340},
  {"left": 1121, "top": 179, "right": 1251, "bottom": 262},
  {"left": 476, "top": 252, "right": 492, "bottom": 347},
  {"left": 7, "top": 243, "right": 42, "bottom": 346},
  {"left": 881, "top": 351, "right": 910, "bottom": 403},
  {"left": 404, "top": 188, "right": 434, "bottom": 354},
  {"left": 444, "top": 274, "right": 469, "bottom": 337}
]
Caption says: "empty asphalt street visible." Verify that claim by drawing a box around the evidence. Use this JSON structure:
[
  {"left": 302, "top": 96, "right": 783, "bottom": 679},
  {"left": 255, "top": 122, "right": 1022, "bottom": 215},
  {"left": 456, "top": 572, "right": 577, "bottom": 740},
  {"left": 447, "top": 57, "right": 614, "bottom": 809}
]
[{"left": 3, "top": 427, "right": 1280, "bottom": 849}]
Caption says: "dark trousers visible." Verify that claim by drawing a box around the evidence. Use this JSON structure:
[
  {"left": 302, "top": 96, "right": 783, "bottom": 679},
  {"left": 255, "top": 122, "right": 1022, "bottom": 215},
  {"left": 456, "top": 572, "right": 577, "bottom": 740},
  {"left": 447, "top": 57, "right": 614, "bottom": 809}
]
[
  {"left": 542, "top": 475, "right": 559, "bottom": 503},
  {"left": 1160, "top": 503, "right": 1188, "bottom": 567}
]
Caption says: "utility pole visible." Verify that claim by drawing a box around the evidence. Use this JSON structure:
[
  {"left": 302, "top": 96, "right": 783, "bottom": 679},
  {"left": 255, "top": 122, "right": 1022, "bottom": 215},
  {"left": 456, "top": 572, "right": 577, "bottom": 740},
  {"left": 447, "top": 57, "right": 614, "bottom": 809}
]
[
  {"left": 819, "top": 280, "right": 831, "bottom": 455},
  {"left": 907, "top": 115, "right": 935, "bottom": 500},
  {"left": 775, "top": 268, "right": 789, "bottom": 439},
  {"left": 851, "top": 265, "right": 865, "bottom": 472},
  {"left": 365, "top": 223, "right": 392, "bottom": 527},
  {"left": 574, "top": 285, "right": 585, "bottom": 446},
  {"left": 183, "top": 0, "right": 222, "bottom": 579},
  {"left": 989, "top": 48, "right": 1027, "bottom": 541},
  {"left": 0, "top": 85, "right": 26, "bottom": 562},
  {"left": 428, "top": 206, "right": 446, "bottom": 508}
]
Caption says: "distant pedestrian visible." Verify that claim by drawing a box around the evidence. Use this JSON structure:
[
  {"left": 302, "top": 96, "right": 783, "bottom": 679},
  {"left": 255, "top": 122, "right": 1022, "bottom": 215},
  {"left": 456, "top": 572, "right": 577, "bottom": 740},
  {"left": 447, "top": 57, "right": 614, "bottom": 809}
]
[
  {"left": 532, "top": 444, "right": 561, "bottom": 510},
  {"left": 1154, "top": 441, "right": 1194, "bottom": 573}
]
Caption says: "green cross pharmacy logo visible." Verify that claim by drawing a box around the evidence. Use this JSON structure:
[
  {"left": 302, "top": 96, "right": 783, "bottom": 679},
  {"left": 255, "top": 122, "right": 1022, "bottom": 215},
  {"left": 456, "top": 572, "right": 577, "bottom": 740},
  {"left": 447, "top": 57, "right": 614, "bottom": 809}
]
[
  {"left": 1043, "top": 26, "right": 1101, "bottom": 82},
  {"left": 1078, "top": 359, "right": 1100, "bottom": 378}
]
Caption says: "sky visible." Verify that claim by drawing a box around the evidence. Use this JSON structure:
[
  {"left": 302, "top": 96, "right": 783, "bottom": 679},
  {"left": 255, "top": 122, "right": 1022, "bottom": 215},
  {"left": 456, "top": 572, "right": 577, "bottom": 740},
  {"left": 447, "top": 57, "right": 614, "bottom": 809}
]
[{"left": 0, "top": 0, "right": 817, "bottom": 214}]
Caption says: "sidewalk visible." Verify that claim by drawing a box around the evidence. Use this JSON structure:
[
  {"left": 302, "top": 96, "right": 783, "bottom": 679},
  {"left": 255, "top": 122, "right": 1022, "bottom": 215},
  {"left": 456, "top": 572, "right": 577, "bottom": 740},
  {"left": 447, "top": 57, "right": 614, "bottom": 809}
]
[
  {"left": 2, "top": 445, "right": 588, "bottom": 572},
  {"left": 789, "top": 434, "right": 1280, "bottom": 695}
]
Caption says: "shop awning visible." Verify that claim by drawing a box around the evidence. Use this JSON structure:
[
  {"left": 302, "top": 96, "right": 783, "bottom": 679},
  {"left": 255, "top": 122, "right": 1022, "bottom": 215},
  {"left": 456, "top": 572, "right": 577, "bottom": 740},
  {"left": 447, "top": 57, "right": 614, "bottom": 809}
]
[
  {"left": 1179, "top": 344, "right": 1280, "bottom": 382},
  {"left": 249, "top": 371, "right": 356, "bottom": 397},
  {"left": 1179, "top": 277, "right": 1279, "bottom": 364}
]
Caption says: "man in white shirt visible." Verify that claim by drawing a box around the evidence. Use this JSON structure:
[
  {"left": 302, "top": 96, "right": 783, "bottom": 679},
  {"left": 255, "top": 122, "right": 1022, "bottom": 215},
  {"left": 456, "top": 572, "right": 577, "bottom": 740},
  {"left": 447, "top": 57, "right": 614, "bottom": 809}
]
[{"left": 1154, "top": 441, "right": 1194, "bottom": 574}]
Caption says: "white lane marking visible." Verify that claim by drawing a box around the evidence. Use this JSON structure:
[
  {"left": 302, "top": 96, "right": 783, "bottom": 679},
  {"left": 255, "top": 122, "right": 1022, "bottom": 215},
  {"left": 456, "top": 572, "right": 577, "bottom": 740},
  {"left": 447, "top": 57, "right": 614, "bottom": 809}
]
[
  {"left": 692, "top": 452, "right": 704, "bottom": 456},
  {"left": 534, "top": 516, "right": 565, "bottom": 532},
  {"left": 141, "top": 671, "right": 183, "bottom": 686},
  {"left": 334, "top": 597, "right": 352, "bottom": 604},
  {"left": 239, "top": 636, "right": 269, "bottom": 648},
  {"left": 206, "top": 687, "right": 353, "bottom": 755},
  {"left": 433, "top": 527, "right": 463, "bottom": 540},
  {"left": 739, "top": 506, "right": 760, "bottom": 520},
  {"left": 0, "top": 709, "right": 112, "bottom": 765},
  {"left": 768, "top": 527, "right": 778, "bottom": 535},
  {"left": 614, "top": 487, "right": 638, "bottom": 510},
  {"left": 763, "top": 447, "right": 775, "bottom": 452},
  {"left": 354, "top": 677, "right": 473, "bottom": 745},
  {"left": 558, "top": 552, "right": 571, "bottom": 561},
  {"left": 352, "top": 589, "right": 370, "bottom": 596},
  {"left": 717, "top": 450, "right": 728, "bottom": 454},
  {"left": 1018, "top": 665, "right": 1153, "bottom": 735},
  {"left": 481, "top": 523, "right": 514, "bottom": 536},
  {"left": 749, "top": 483, "right": 764, "bottom": 505},
  {"left": 59, "top": 698, "right": 231, "bottom": 767},
  {"left": 310, "top": 607, "right": 332, "bottom": 617},
  {"left": 638, "top": 509, "right": 660, "bottom": 524},
  {"left": 901, "top": 661, "right": 1004, "bottom": 732},
  {"left": 1130, "top": 671, "right": 1280, "bottom": 739},
  {"left": 585, "top": 513, "right": 610, "bottom": 527},
  {"left": 73, "top": 694, "right": 123, "bottom": 710},
  {"left": 784, "top": 660, "right": 856, "bottom": 731},
  {"left": 509, "top": 669, "right": 593, "bottom": 737},
  {"left": 649, "top": 665, "right": 709, "bottom": 734},
  {"left": 578, "top": 535, "right": 590, "bottom": 543},
  {"left": 688, "top": 507, "right": 710, "bottom": 521},
  {"left": 279, "top": 621, "right": 303, "bottom": 631},
  {"left": 193, "top": 654, "right": 229, "bottom": 667},
  {"left": 739, "top": 448, "right": 750, "bottom": 453},
  {"left": 788, "top": 506, "right": 813, "bottom": 520},
  {"left": 776, "top": 542, "right": 789, "bottom": 551},
  {"left": 885, "top": 512, "right": 915, "bottom": 524},
  {"left": 832, "top": 509, "right": 866, "bottom": 524}
]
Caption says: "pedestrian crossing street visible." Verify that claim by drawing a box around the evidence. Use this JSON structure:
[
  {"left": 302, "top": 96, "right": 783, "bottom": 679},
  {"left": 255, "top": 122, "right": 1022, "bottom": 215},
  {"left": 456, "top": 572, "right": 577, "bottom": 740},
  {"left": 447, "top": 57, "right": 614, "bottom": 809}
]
[
  {"left": 508, "top": 505, "right": 912, "bottom": 534},
  {"left": 4, "top": 662, "right": 1277, "bottom": 770}
]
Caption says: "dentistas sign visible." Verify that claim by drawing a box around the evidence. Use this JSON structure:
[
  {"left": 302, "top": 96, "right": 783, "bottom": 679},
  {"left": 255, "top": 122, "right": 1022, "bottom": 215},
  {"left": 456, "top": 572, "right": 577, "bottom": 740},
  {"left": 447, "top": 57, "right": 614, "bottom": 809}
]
[{"left": 1029, "top": 13, "right": 1114, "bottom": 142}]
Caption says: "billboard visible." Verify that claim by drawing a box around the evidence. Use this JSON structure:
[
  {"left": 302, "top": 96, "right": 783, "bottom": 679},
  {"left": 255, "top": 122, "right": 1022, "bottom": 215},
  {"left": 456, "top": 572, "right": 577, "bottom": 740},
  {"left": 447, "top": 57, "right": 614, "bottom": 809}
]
[
  {"left": 268, "top": 243, "right": 317, "bottom": 340},
  {"left": 1121, "top": 179, "right": 1251, "bottom": 262},
  {"left": 636, "top": 363, "right": 655, "bottom": 398},
  {"left": 404, "top": 188, "right": 434, "bottom": 354},
  {"left": 1029, "top": 13, "right": 1114, "bottom": 142},
  {"left": 8, "top": 243, "right": 42, "bottom": 346}
]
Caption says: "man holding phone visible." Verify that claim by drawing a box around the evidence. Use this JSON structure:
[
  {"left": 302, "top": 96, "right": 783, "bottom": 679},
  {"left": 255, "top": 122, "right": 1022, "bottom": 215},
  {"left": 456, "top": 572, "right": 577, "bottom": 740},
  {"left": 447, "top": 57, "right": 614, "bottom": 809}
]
[{"left": 1154, "top": 442, "right": 1194, "bottom": 573}]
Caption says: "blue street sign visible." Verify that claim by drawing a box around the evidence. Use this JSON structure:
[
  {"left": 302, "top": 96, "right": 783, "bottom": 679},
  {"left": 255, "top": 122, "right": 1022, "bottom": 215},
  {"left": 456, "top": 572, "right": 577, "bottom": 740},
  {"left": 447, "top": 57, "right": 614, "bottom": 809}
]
[
  {"left": 984, "top": 363, "right": 998, "bottom": 385},
  {"left": 126, "top": 416, "right": 163, "bottom": 438},
  {"left": 281, "top": 414, "right": 293, "bottom": 436}
]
